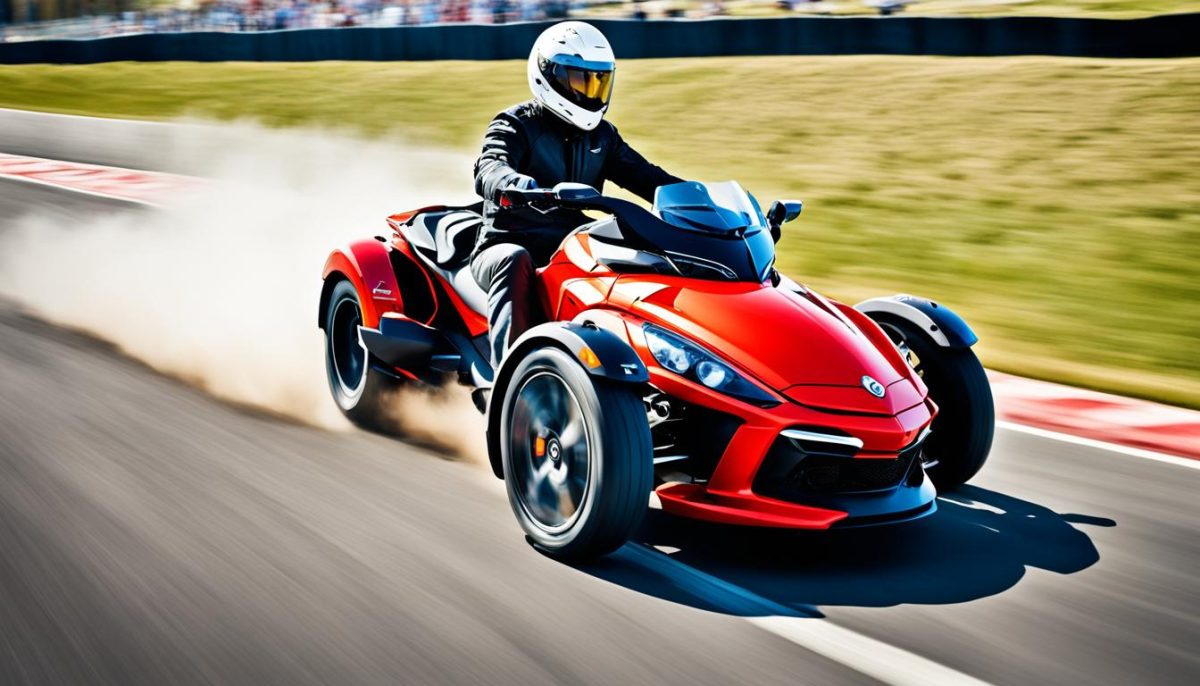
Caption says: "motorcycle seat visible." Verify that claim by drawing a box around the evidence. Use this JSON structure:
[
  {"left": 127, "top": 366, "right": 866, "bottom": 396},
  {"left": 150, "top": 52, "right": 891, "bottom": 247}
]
[
  {"left": 412, "top": 209, "right": 482, "bottom": 270},
  {"left": 400, "top": 208, "right": 488, "bottom": 317}
]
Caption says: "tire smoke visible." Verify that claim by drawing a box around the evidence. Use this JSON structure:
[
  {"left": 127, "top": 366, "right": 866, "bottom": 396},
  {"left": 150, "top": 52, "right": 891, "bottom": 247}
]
[{"left": 0, "top": 120, "right": 486, "bottom": 457}]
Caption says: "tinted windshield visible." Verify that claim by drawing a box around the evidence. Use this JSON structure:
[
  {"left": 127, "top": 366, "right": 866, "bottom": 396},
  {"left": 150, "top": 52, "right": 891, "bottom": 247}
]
[
  {"left": 655, "top": 181, "right": 767, "bottom": 234},
  {"left": 647, "top": 181, "right": 776, "bottom": 282}
]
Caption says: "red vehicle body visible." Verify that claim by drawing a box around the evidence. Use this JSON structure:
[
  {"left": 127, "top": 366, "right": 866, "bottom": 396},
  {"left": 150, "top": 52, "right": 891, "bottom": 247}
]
[{"left": 320, "top": 182, "right": 992, "bottom": 556}]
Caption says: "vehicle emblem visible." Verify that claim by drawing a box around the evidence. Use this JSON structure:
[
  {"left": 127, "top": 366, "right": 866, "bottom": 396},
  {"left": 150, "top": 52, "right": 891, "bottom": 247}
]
[
  {"left": 371, "top": 281, "right": 393, "bottom": 297},
  {"left": 862, "top": 375, "right": 886, "bottom": 398}
]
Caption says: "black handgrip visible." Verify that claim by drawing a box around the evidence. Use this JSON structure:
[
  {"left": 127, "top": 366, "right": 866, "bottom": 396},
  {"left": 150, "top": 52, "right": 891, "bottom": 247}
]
[{"left": 498, "top": 187, "right": 555, "bottom": 209}]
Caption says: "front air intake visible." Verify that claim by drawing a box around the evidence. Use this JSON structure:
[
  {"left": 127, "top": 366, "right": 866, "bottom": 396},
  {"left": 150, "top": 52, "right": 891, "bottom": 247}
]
[{"left": 753, "top": 428, "right": 925, "bottom": 501}]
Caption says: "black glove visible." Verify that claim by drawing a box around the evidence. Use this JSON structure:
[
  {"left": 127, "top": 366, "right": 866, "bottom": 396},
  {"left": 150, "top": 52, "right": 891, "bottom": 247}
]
[{"left": 499, "top": 173, "right": 537, "bottom": 200}]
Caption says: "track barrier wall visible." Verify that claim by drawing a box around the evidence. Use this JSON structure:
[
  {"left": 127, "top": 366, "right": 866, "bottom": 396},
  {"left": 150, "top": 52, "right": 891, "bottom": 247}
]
[{"left": 1, "top": 14, "right": 1197, "bottom": 63}]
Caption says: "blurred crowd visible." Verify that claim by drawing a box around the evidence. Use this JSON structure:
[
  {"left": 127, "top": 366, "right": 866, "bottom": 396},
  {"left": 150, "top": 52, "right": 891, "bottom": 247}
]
[
  {"left": 1, "top": 0, "right": 579, "bottom": 41},
  {"left": 178, "top": 0, "right": 574, "bottom": 30}
]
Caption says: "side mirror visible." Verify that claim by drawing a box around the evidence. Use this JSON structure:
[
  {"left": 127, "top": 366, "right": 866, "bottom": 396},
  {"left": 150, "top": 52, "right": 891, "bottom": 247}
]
[
  {"left": 553, "top": 182, "right": 600, "bottom": 201},
  {"left": 767, "top": 200, "right": 803, "bottom": 226},
  {"left": 767, "top": 200, "right": 803, "bottom": 243}
]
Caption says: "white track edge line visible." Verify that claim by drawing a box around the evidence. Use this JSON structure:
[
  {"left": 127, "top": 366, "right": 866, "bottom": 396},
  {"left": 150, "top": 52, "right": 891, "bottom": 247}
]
[
  {"left": 998, "top": 421, "right": 1199, "bottom": 470},
  {"left": 0, "top": 106, "right": 174, "bottom": 128},
  {"left": 623, "top": 544, "right": 993, "bottom": 686},
  {"left": 746, "top": 615, "right": 992, "bottom": 686}
]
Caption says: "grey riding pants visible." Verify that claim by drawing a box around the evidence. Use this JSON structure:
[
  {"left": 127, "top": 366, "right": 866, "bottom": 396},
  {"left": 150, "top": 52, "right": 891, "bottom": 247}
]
[{"left": 470, "top": 243, "right": 538, "bottom": 369}]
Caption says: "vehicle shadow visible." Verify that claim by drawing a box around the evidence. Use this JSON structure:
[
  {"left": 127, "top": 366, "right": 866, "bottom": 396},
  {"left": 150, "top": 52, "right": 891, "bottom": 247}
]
[{"left": 574, "top": 486, "right": 1114, "bottom": 615}]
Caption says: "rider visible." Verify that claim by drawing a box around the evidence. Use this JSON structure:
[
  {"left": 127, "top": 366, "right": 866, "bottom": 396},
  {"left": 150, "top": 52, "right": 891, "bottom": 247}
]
[{"left": 471, "top": 21, "right": 682, "bottom": 369}]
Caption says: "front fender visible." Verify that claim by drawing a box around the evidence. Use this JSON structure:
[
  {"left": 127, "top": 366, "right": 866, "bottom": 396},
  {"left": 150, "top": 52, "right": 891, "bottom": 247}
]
[
  {"left": 319, "top": 238, "right": 402, "bottom": 329},
  {"left": 854, "top": 294, "right": 978, "bottom": 349},
  {"left": 484, "top": 321, "right": 649, "bottom": 479}
]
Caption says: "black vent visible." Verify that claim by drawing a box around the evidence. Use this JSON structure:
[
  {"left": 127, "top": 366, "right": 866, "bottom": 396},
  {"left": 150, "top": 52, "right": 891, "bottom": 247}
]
[
  {"left": 754, "top": 432, "right": 924, "bottom": 500},
  {"left": 651, "top": 402, "right": 743, "bottom": 482},
  {"left": 389, "top": 249, "right": 436, "bottom": 324},
  {"left": 787, "top": 453, "right": 913, "bottom": 492}
]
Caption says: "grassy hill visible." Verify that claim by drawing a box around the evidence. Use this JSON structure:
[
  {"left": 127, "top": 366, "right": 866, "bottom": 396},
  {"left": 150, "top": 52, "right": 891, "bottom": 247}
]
[{"left": 1, "top": 56, "right": 1196, "bottom": 406}]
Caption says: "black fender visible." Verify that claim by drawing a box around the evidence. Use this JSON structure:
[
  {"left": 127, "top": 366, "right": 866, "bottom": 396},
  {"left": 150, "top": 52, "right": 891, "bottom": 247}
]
[
  {"left": 854, "top": 294, "right": 979, "bottom": 349},
  {"left": 484, "top": 321, "right": 649, "bottom": 479}
]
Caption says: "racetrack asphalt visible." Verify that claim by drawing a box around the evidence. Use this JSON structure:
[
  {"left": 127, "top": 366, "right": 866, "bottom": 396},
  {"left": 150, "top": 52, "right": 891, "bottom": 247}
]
[{"left": 1, "top": 179, "right": 1198, "bottom": 685}]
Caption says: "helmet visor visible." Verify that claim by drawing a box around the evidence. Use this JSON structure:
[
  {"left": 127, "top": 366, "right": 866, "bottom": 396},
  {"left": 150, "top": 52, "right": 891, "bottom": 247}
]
[{"left": 539, "top": 55, "right": 614, "bottom": 112}]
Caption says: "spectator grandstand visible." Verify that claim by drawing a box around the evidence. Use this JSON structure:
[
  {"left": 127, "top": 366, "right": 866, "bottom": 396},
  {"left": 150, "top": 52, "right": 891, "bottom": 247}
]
[{"left": 2, "top": 0, "right": 573, "bottom": 41}]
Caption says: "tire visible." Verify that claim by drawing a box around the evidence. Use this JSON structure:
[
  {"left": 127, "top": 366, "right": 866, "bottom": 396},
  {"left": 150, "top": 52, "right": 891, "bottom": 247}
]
[
  {"left": 323, "top": 279, "right": 398, "bottom": 430},
  {"left": 500, "top": 347, "right": 652, "bottom": 560},
  {"left": 877, "top": 317, "right": 994, "bottom": 491}
]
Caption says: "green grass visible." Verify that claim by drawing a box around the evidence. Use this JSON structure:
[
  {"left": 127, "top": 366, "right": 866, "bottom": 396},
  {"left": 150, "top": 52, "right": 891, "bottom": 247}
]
[{"left": 1, "top": 57, "right": 1197, "bottom": 406}]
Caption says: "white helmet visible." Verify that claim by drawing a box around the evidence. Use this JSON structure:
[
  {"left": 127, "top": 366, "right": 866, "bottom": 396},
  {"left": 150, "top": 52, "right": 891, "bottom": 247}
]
[{"left": 527, "top": 21, "right": 616, "bottom": 132}]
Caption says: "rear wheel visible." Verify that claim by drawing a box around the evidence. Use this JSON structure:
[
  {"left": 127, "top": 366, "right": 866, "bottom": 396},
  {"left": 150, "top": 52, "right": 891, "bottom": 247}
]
[
  {"left": 323, "top": 279, "right": 397, "bottom": 430},
  {"left": 500, "top": 347, "right": 652, "bottom": 560},
  {"left": 877, "top": 317, "right": 994, "bottom": 491}
]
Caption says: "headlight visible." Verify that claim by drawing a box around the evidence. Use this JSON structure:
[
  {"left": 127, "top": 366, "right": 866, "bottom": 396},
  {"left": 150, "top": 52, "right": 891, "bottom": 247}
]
[{"left": 643, "top": 324, "right": 778, "bottom": 406}]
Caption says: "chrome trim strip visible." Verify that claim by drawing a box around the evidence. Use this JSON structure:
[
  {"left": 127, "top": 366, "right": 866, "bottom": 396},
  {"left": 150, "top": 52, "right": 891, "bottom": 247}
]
[
  {"left": 915, "top": 426, "right": 936, "bottom": 467},
  {"left": 652, "top": 454, "right": 689, "bottom": 465},
  {"left": 780, "top": 429, "right": 864, "bottom": 450},
  {"left": 913, "top": 426, "right": 933, "bottom": 447}
]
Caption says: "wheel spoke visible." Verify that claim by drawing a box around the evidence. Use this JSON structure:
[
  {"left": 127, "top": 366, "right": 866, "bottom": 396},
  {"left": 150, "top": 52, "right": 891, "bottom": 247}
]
[
  {"left": 529, "top": 459, "right": 557, "bottom": 512},
  {"left": 557, "top": 489, "right": 577, "bottom": 519},
  {"left": 508, "top": 371, "right": 591, "bottom": 532},
  {"left": 559, "top": 411, "right": 584, "bottom": 446},
  {"left": 564, "top": 466, "right": 587, "bottom": 513},
  {"left": 543, "top": 380, "right": 568, "bottom": 433}
]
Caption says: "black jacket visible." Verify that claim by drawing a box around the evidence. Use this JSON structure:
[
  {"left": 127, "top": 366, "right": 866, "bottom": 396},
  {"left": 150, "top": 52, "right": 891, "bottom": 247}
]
[{"left": 473, "top": 101, "right": 682, "bottom": 260}]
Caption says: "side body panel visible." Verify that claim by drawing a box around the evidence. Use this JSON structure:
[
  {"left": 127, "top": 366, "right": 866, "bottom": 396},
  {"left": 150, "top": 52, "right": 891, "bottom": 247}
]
[
  {"left": 538, "top": 234, "right": 615, "bottom": 323},
  {"left": 390, "top": 236, "right": 488, "bottom": 337},
  {"left": 321, "top": 237, "right": 402, "bottom": 329}
]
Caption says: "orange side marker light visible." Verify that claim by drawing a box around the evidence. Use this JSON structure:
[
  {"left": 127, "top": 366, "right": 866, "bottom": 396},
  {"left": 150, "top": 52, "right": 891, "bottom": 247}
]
[{"left": 578, "top": 346, "right": 602, "bottom": 369}]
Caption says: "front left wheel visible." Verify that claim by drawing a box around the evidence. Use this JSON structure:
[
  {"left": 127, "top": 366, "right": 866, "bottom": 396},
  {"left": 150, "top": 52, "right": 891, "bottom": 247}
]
[
  {"left": 323, "top": 279, "right": 398, "bottom": 430},
  {"left": 500, "top": 347, "right": 652, "bottom": 560}
]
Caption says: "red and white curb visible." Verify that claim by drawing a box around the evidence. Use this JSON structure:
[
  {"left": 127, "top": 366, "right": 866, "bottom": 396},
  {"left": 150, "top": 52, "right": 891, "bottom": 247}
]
[
  {"left": 0, "top": 151, "right": 195, "bottom": 206},
  {"left": 989, "top": 371, "right": 1199, "bottom": 460},
  {"left": 3, "top": 151, "right": 1196, "bottom": 461}
]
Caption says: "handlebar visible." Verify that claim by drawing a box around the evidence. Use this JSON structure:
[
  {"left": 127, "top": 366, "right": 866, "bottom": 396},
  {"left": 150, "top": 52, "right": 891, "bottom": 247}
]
[
  {"left": 498, "top": 182, "right": 665, "bottom": 255},
  {"left": 496, "top": 180, "right": 778, "bottom": 283},
  {"left": 498, "top": 187, "right": 555, "bottom": 208},
  {"left": 498, "top": 182, "right": 604, "bottom": 210}
]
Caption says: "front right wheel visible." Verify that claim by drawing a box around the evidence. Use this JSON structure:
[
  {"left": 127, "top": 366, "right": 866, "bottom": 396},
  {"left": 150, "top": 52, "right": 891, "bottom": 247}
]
[
  {"left": 877, "top": 316, "right": 994, "bottom": 491},
  {"left": 500, "top": 347, "right": 652, "bottom": 560}
]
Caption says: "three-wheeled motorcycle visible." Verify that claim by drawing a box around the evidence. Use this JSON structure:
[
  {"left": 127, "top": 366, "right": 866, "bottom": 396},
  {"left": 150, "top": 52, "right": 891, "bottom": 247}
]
[{"left": 320, "top": 180, "right": 993, "bottom": 559}]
